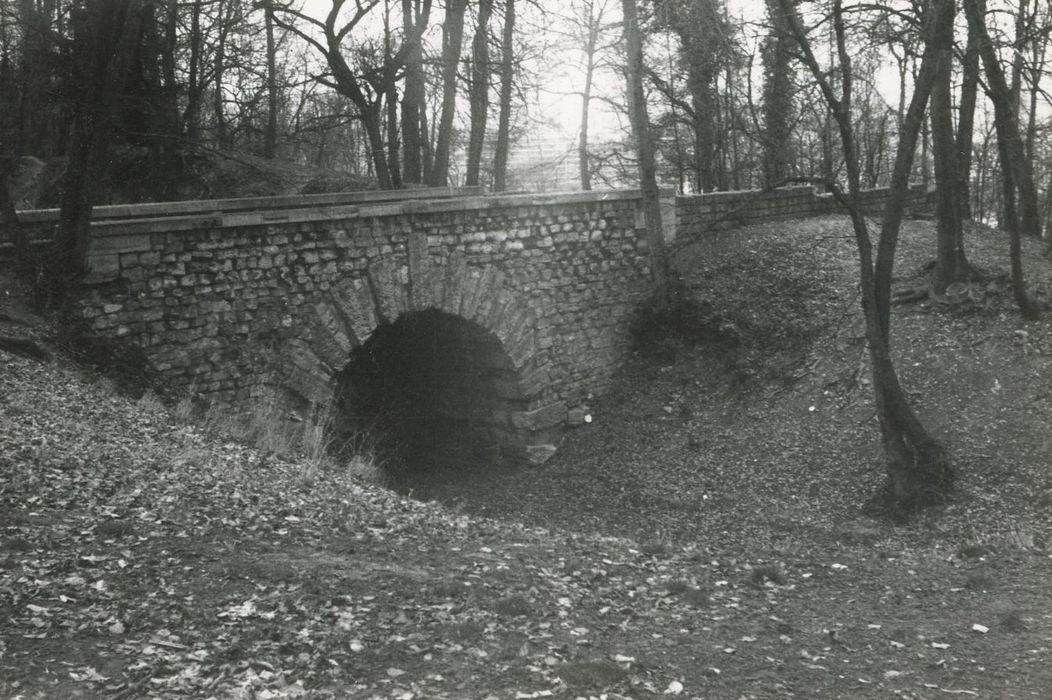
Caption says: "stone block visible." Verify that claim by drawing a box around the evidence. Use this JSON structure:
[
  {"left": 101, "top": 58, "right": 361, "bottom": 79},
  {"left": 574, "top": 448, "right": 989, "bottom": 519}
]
[
  {"left": 507, "top": 331, "right": 537, "bottom": 370},
  {"left": 525, "top": 443, "right": 557, "bottom": 465},
  {"left": 441, "top": 253, "right": 469, "bottom": 317},
  {"left": 407, "top": 230, "right": 431, "bottom": 311},
  {"left": 331, "top": 278, "right": 377, "bottom": 345},
  {"left": 566, "top": 406, "right": 591, "bottom": 425},
  {"left": 308, "top": 302, "right": 354, "bottom": 370},
  {"left": 495, "top": 305, "right": 530, "bottom": 345},
  {"left": 458, "top": 266, "right": 485, "bottom": 319},
  {"left": 510, "top": 402, "right": 566, "bottom": 431},
  {"left": 368, "top": 258, "right": 407, "bottom": 323},
  {"left": 468, "top": 266, "right": 505, "bottom": 326}
]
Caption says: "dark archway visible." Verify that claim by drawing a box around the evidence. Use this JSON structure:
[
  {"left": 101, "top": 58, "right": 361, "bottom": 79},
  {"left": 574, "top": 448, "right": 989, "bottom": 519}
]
[{"left": 332, "top": 308, "right": 529, "bottom": 484}]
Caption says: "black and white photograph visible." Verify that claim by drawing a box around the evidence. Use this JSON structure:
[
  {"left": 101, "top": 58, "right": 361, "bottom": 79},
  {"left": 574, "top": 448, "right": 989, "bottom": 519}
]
[{"left": 2, "top": 0, "right": 1052, "bottom": 696}]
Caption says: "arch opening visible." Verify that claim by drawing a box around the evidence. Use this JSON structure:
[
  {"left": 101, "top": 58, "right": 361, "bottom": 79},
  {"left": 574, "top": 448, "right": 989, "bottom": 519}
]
[{"left": 332, "top": 308, "right": 529, "bottom": 487}]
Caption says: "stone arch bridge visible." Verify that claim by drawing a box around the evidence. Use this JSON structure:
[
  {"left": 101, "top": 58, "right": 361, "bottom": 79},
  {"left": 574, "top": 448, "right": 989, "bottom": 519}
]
[
  {"left": 5, "top": 184, "right": 924, "bottom": 466},
  {"left": 57, "top": 187, "right": 664, "bottom": 465}
]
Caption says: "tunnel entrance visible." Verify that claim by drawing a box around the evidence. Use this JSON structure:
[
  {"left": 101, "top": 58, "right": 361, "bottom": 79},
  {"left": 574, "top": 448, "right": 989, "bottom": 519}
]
[{"left": 332, "top": 309, "right": 528, "bottom": 487}]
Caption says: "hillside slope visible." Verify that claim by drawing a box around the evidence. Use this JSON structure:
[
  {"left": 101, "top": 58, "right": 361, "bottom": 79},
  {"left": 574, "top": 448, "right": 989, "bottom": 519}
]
[{"left": 2, "top": 216, "right": 1052, "bottom": 699}]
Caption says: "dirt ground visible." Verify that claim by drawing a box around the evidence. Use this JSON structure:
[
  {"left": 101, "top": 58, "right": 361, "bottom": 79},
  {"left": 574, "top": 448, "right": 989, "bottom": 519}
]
[{"left": 2, "top": 215, "right": 1052, "bottom": 698}]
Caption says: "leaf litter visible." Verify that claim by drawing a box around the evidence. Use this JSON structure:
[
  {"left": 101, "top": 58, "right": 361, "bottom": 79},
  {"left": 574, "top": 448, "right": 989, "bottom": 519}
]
[{"left": 2, "top": 215, "right": 1052, "bottom": 698}]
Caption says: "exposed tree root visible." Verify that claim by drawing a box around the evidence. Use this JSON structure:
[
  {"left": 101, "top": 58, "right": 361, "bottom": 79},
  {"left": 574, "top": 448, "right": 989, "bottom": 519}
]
[
  {"left": 893, "top": 259, "right": 992, "bottom": 307},
  {"left": 864, "top": 446, "right": 955, "bottom": 522}
]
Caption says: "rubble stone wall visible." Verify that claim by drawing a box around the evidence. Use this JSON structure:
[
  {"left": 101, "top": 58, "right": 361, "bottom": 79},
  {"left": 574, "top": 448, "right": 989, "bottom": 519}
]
[{"left": 67, "top": 189, "right": 654, "bottom": 462}]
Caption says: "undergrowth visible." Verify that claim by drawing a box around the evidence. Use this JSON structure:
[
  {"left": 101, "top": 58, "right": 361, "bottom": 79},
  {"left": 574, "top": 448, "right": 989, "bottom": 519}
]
[{"left": 168, "top": 383, "right": 386, "bottom": 487}]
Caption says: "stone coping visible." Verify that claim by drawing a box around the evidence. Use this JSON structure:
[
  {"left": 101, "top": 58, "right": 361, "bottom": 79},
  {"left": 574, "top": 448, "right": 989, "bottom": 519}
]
[
  {"left": 675, "top": 183, "right": 931, "bottom": 201},
  {"left": 23, "top": 188, "right": 671, "bottom": 239},
  {"left": 13, "top": 186, "right": 485, "bottom": 223}
]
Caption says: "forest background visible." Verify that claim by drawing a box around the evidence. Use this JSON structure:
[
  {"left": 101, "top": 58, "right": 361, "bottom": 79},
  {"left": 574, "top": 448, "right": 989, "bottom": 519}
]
[{"left": 1, "top": 0, "right": 1050, "bottom": 225}]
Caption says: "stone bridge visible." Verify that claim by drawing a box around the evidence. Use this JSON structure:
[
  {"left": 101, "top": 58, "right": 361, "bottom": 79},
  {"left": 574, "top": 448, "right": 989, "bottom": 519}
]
[
  {"left": 51, "top": 187, "right": 665, "bottom": 465},
  {"left": 4, "top": 183, "right": 930, "bottom": 468}
]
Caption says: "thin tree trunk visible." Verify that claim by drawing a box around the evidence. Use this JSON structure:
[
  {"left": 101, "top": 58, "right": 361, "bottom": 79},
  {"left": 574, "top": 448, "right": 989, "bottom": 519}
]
[
  {"left": 492, "top": 0, "right": 515, "bottom": 192},
  {"left": 782, "top": 0, "right": 951, "bottom": 511},
  {"left": 400, "top": 0, "right": 431, "bottom": 185},
  {"left": 431, "top": 0, "right": 467, "bottom": 186},
  {"left": 465, "top": 0, "right": 494, "bottom": 187},
  {"left": 214, "top": 0, "right": 228, "bottom": 149},
  {"left": 929, "top": 0, "right": 969, "bottom": 294},
  {"left": 361, "top": 106, "right": 393, "bottom": 189},
  {"left": 386, "top": 84, "right": 402, "bottom": 187},
  {"left": 185, "top": 0, "right": 203, "bottom": 140},
  {"left": 578, "top": 0, "right": 600, "bottom": 191},
  {"left": 579, "top": 47, "right": 594, "bottom": 190},
  {"left": 1023, "top": 3, "right": 1047, "bottom": 165},
  {"left": 382, "top": 2, "right": 402, "bottom": 188},
  {"left": 996, "top": 137, "right": 1018, "bottom": 232},
  {"left": 263, "top": 0, "right": 278, "bottom": 159},
  {"left": 963, "top": 0, "right": 1041, "bottom": 318},
  {"left": 1001, "top": 0, "right": 1028, "bottom": 233},
  {"left": 955, "top": 0, "right": 980, "bottom": 222},
  {"left": 622, "top": 0, "right": 670, "bottom": 300}
]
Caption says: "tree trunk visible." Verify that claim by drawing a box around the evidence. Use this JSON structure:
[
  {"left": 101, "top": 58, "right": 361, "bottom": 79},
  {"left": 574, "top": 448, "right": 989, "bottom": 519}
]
[
  {"left": 184, "top": 0, "right": 203, "bottom": 140},
  {"left": 155, "top": 0, "right": 183, "bottom": 198},
  {"left": 400, "top": 0, "right": 431, "bottom": 185},
  {"left": 386, "top": 83, "right": 403, "bottom": 188},
  {"left": 579, "top": 42, "right": 594, "bottom": 191},
  {"left": 955, "top": 0, "right": 980, "bottom": 222},
  {"left": 431, "top": 0, "right": 467, "bottom": 186},
  {"left": 263, "top": 0, "right": 278, "bottom": 160},
  {"left": 52, "top": 0, "right": 140, "bottom": 305},
  {"left": 622, "top": 0, "right": 670, "bottom": 301},
  {"left": 492, "top": 0, "right": 515, "bottom": 192},
  {"left": 781, "top": 0, "right": 951, "bottom": 512},
  {"left": 1001, "top": 0, "right": 1027, "bottom": 233},
  {"left": 15, "top": 0, "right": 50, "bottom": 157},
  {"left": 929, "top": 0, "right": 970, "bottom": 295},
  {"left": 0, "top": 164, "right": 27, "bottom": 266},
  {"left": 465, "top": 0, "right": 494, "bottom": 187},
  {"left": 963, "top": 0, "right": 1041, "bottom": 318},
  {"left": 214, "top": 0, "right": 228, "bottom": 149},
  {"left": 361, "top": 106, "right": 393, "bottom": 189},
  {"left": 761, "top": 0, "right": 795, "bottom": 187}
]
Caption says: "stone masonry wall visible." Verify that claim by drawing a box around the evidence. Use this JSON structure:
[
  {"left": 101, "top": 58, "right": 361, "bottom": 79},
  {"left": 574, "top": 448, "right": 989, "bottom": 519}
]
[
  {"left": 0, "top": 187, "right": 482, "bottom": 263},
  {"left": 71, "top": 190, "right": 654, "bottom": 460},
  {"left": 4, "top": 183, "right": 934, "bottom": 461}
]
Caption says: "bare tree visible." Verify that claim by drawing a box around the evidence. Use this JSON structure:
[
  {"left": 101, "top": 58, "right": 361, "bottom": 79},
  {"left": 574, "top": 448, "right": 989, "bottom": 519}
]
[
  {"left": 576, "top": 0, "right": 614, "bottom": 190},
  {"left": 50, "top": 0, "right": 142, "bottom": 305},
  {"left": 622, "top": 0, "right": 670, "bottom": 299},
  {"left": 273, "top": 0, "right": 422, "bottom": 189},
  {"left": 400, "top": 0, "right": 432, "bottom": 184},
  {"left": 761, "top": 0, "right": 794, "bottom": 186},
  {"left": 928, "top": 0, "right": 974, "bottom": 294},
  {"left": 430, "top": 0, "right": 467, "bottom": 186},
  {"left": 963, "top": 0, "right": 1041, "bottom": 318},
  {"left": 263, "top": 0, "right": 279, "bottom": 159},
  {"left": 955, "top": 0, "right": 981, "bottom": 222},
  {"left": 779, "top": 0, "right": 952, "bottom": 511},
  {"left": 465, "top": 0, "right": 494, "bottom": 186},
  {"left": 492, "top": 0, "right": 515, "bottom": 191}
]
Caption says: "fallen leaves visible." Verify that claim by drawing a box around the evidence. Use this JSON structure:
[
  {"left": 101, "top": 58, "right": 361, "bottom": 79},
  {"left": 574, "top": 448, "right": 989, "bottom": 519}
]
[{"left": 4, "top": 218, "right": 1052, "bottom": 697}]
